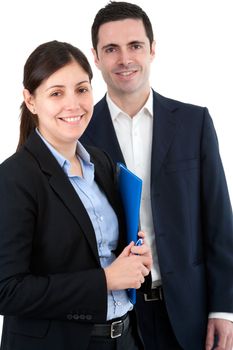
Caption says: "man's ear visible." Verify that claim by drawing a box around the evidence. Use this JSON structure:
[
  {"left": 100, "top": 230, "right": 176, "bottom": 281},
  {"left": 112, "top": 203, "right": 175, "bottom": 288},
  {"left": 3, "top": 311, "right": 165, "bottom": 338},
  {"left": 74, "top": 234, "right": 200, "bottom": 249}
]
[
  {"left": 23, "top": 89, "right": 36, "bottom": 114},
  {"left": 91, "top": 48, "right": 100, "bottom": 69},
  {"left": 150, "top": 40, "right": 156, "bottom": 61}
]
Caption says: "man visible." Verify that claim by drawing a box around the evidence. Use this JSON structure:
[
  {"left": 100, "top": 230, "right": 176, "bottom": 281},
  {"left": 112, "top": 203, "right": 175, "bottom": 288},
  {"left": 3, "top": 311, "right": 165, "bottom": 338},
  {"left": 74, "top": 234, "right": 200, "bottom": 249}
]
[{"left": 80, "top": 2, "right": 233, "bottom": 349}]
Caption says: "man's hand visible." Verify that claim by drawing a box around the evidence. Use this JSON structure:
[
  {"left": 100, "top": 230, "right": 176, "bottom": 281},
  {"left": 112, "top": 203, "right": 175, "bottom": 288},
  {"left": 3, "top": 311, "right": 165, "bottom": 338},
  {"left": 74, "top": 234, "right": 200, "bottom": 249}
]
[
  {"left": 206, "top": 318, "right": 233, "bottom": 350},
  {"left": 130, "top": 230, "right": 153, "bottom": 271}
]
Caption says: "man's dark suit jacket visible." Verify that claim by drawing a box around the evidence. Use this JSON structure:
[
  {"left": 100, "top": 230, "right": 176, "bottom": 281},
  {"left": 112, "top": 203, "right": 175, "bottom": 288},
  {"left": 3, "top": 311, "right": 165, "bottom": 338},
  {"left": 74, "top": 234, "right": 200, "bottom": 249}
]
[
  {"left": 0, "top": 131, "right": 127, "bottom": 350},
  {"left": 80, "top": 90, "right": 233, "bottom": 349}
]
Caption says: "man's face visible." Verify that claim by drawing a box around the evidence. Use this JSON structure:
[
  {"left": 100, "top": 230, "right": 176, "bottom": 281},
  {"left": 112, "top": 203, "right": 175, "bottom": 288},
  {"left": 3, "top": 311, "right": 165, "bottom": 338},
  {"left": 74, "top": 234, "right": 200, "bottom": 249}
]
[{"left": 93, "top": 18, "right": 155, "bottom": 97}]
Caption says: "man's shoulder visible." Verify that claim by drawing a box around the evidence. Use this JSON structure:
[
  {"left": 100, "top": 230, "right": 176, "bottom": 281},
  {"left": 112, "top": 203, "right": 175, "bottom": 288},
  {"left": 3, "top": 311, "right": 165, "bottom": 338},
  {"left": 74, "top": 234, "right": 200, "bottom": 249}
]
[
  {"left": 80, "top": 96, "right": 111, "bottom": 141},
  {"left": 93, "top": 95, "right": 108, "bottom": 114},
  {"left": 93, "top": 91, "right": 206, "bottom": 112},
  {"left": 153, "top": 90, "right": 205, "bottom": 113}
]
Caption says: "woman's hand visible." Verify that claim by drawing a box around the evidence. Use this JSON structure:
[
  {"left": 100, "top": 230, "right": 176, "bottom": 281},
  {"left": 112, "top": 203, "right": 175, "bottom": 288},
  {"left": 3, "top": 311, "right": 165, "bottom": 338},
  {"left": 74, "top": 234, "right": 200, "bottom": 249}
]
[{"left": 104, "top": 231, "right": 152, "bottom": 291}]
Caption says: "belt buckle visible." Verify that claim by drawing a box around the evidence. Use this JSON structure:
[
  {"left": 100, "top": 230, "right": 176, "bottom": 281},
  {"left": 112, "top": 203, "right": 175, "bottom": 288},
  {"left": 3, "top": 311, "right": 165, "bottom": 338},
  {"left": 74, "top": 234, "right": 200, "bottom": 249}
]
[
  {"left": 110, "top": 320, "right": 123, "bottom": 338},
  {"left": 144, "top": 287, "right": 163, "bottom": 302},
  {"left": 144, "top": 293, "right": 159, "bottom": 301}
]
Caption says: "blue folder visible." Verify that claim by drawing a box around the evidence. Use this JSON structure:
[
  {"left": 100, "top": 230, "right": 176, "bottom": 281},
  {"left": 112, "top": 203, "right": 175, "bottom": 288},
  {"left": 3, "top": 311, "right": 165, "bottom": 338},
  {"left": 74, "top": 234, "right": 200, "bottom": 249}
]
[{"left": 116, "top": 163, "right": 142, "bottom": 304}]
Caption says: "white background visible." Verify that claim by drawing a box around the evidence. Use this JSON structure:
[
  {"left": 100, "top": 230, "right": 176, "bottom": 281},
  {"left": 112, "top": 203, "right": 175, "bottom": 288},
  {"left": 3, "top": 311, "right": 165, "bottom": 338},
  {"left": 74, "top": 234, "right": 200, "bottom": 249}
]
[{"left": 0, "top": 0, "right": 232, "bottom": 338}]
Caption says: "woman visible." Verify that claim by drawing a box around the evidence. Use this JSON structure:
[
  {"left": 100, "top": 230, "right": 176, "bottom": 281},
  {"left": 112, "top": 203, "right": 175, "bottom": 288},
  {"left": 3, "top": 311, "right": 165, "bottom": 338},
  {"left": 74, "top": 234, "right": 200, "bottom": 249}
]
[{"left": 0, "top": 40, "right": 152, "bottom": 350}]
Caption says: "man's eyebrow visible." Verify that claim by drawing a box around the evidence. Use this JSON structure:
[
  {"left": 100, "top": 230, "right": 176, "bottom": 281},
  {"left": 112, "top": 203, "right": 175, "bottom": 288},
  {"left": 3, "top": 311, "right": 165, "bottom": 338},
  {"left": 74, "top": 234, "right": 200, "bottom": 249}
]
[
  {"left": 101, "top": 43, "right": 119, "bottom": 50},
  {"left": 101, "top": 41, "right": 145, "bottom": 50},
  {"left": 129, "top": 40, "right": 145, "bottom": 45}
]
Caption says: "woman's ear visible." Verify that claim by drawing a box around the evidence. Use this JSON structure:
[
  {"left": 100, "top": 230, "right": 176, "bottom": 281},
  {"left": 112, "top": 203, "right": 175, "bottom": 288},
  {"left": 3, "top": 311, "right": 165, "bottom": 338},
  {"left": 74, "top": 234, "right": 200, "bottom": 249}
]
[{"left": 23, "top": 89, "right": 36, "bottom": 114}]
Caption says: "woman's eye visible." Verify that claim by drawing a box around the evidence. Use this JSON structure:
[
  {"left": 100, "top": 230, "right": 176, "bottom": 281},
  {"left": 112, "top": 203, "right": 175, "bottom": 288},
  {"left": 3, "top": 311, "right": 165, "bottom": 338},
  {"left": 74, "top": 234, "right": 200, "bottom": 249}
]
[
  {"left": 78, "top": 88, "right": 88, "bottom": 94},
  {"left": 50, "top": 91, "right": 61, "bottom": 97}
]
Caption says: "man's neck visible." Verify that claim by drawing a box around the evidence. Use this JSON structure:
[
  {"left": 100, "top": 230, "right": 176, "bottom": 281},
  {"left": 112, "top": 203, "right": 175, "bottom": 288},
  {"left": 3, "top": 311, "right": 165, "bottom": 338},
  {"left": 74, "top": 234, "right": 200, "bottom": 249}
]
[{"left": 108, "top": 88, "right": 151, "bottom": 118}]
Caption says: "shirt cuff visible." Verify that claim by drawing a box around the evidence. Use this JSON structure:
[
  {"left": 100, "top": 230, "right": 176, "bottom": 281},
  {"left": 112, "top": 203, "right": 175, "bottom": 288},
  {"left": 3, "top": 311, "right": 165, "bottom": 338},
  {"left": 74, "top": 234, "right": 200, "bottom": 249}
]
[{"left": 209, "top": 312, "right": 233, "bottom": 322}]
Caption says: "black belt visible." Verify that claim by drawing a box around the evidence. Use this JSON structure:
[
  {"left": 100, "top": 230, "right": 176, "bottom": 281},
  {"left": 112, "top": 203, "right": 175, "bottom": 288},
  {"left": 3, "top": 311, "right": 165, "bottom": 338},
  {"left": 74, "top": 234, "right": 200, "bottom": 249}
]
[
  {"left": 91, "top": 313, "right": 130, "bottom": 338},
  {"left": 144, "top": 286, "right": 163, "bottom": 301}
]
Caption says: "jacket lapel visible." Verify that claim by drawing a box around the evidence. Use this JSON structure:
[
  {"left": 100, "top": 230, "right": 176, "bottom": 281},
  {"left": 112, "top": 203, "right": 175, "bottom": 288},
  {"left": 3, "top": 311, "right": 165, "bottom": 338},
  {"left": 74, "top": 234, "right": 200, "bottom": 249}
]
[
  {"left": 151, "top": 91, "right": 178, "bottom": 184},
  {"left": 88, "top": 147, "right": 127, "bottom": 252},
  {"left": 91, "top": 94, "right": 178, "bottom": 179},
  {"left": 81, "top": 96, "right": 125, "bottom": 165},
  {"left": 24, "top": 131, "right": 100, "bottom": 264}
]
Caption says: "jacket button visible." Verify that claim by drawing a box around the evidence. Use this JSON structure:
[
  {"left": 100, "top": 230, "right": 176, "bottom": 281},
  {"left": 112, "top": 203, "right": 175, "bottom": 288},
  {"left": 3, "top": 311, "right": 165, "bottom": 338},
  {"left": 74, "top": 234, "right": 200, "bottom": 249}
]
[
  {"left": 67, "top": 314, "right": 73, "bottom": 320},
  {"left": 73, "top": 314, "right": 79, "bottom": 320},
  {"left": 86, "top": 315, "right": 92, "bottom": 320}
]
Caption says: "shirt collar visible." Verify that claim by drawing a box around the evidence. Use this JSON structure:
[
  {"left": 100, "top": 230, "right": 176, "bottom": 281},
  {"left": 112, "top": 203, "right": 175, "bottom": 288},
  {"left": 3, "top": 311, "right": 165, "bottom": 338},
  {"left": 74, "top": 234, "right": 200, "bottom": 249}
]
[
  {"left": 106, "top": 88, "right": 153, "bottom": 121},
  {"left": 35, "top": 128, "right": 92, "bottom": 171}
]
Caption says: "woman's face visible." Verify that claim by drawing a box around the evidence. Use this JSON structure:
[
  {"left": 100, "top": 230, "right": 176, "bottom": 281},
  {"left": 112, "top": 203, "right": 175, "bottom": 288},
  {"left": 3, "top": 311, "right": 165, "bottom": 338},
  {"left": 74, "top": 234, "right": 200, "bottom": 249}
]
[{"left": 24, "top": 60, "right": 93, "bottom": 149}]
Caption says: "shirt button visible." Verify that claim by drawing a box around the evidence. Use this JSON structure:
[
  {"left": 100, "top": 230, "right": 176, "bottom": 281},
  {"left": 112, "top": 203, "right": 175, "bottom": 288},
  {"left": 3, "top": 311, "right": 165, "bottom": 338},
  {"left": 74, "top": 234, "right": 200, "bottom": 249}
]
[
  {"left": 114, "top": 301, "right": 122, "bottom": 306},
  {"left": 99, "top": 216, "right": 104, "bottom": 221}
]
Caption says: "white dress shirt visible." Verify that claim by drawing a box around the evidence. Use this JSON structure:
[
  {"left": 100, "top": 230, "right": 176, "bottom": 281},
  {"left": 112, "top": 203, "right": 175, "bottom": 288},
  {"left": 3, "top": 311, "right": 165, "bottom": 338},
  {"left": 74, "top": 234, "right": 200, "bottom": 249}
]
[
  {"left": 106, "top": 90, "right": 233, "bottom": 322},
  {"left": 107, "top": 91, "right": 161, "bottom": 284}
]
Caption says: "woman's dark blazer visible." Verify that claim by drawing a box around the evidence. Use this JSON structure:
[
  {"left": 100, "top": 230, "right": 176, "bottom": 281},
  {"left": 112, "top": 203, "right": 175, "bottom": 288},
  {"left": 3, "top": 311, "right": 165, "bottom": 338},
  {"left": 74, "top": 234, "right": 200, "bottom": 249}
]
[{"left": 0, "top": 130, "right": 126, "bottom": 350}]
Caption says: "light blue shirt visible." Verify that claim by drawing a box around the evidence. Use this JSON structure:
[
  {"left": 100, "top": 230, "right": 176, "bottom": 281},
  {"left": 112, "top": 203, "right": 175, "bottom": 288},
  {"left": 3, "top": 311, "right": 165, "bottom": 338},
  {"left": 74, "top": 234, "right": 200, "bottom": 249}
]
[{"left": 36, "top": 130, "right": 132, "bottom": 320}]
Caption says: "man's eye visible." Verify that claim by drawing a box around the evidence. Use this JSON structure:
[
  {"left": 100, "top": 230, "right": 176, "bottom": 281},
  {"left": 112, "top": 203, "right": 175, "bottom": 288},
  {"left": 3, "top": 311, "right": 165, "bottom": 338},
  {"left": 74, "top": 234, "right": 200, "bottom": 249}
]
[
  {"left": 132, "top": 44, "right": 142, "bottom": 50},
  {"left": 105, "top": 47, "right": 116, "bottom": 53}
]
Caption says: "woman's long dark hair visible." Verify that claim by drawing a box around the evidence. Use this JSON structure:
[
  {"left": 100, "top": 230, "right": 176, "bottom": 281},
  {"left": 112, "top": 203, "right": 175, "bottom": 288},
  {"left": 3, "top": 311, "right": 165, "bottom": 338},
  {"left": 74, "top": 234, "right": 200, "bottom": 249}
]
[{"left": 17, "top": 40, "right": 93, "bottom": 151}]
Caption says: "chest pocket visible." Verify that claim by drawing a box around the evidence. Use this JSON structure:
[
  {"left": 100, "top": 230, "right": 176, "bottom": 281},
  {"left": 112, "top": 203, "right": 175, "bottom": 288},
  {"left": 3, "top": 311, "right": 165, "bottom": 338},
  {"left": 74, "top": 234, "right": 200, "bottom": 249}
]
[{"left": 165, "top": 158, "right": 200, "bottom": 173}]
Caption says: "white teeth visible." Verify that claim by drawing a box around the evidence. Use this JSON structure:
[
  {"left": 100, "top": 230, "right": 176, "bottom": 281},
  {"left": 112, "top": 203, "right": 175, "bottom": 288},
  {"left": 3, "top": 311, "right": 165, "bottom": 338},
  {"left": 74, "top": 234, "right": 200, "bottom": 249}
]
[
  {"left": 63, "top": 116, "right": 81, "bottom": 122},
  {"left": 119, "top": 71, "right": 133, "bottom": 76}
]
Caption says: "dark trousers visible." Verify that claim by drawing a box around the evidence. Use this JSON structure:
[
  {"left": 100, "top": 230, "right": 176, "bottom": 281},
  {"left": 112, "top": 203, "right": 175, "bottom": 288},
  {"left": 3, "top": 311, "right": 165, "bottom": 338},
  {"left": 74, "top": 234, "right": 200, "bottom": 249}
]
[{"left": 136, "top": 291, "right": 182, "bottom": 350}]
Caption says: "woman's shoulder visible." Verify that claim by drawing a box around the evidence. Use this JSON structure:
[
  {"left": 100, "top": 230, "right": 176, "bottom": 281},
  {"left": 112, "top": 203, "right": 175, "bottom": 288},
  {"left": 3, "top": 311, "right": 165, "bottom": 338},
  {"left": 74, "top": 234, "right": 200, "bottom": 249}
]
[{"left": 0, "top": 147, "right": 38, "bottom": 181}]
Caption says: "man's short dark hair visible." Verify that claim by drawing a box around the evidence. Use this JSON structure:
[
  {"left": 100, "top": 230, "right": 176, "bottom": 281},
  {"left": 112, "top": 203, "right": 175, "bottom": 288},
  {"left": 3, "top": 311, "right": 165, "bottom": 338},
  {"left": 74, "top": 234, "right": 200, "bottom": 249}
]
[{"left": 92, "top": 1, "right": 154, "bottom": 52}]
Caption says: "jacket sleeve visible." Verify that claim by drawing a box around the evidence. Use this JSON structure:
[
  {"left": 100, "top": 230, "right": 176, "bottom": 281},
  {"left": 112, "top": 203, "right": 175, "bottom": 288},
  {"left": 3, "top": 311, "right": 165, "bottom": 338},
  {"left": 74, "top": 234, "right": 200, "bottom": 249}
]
[{"left": 201, "top": 108, "right": 233, "bottom": 312}]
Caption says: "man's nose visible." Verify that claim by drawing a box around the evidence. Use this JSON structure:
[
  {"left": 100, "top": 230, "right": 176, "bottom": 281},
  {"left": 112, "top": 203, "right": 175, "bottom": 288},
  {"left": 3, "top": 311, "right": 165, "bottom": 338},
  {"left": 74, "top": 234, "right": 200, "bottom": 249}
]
[{"left": 117, "top": 49, "right": 133, "bottom": 66}]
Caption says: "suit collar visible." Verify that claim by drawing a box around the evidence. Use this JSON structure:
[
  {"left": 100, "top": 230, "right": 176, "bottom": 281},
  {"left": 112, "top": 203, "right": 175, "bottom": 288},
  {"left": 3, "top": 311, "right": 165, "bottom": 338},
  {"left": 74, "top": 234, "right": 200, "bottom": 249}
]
[
  {"left": 24, "top": 131, "right": 102, "bottom": 264},
  {"left": 82, "top": 90, "right": 178, "bottom": 181},
  {"left": 97, "top": 90, "right": 178, "bottom": 175}
]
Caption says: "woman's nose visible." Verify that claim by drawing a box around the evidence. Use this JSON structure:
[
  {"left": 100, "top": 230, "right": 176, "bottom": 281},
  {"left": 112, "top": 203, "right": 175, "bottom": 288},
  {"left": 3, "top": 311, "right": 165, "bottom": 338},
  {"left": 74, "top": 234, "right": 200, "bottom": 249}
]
[{"left": 64, "top": 94, "right": 81, "bottom": 110}]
